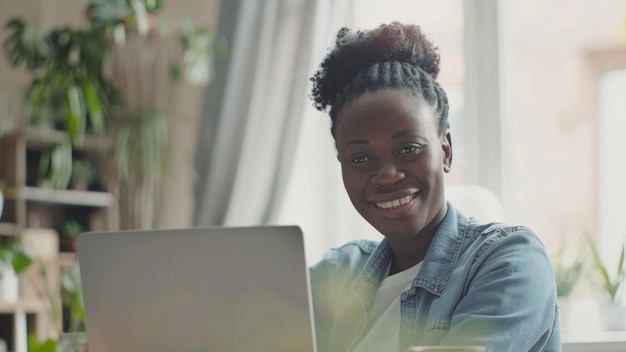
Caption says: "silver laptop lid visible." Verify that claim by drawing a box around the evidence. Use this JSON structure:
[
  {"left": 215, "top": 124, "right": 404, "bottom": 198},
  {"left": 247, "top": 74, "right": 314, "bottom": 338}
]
[{"left": 77, "top": 225, "right": 316, "bottom": 352}]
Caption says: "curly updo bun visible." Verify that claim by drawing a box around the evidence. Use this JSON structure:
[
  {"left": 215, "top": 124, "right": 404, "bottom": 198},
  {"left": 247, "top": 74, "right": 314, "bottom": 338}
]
[{"left": 310, "top": 22, "right": 449, "bottom": 138}]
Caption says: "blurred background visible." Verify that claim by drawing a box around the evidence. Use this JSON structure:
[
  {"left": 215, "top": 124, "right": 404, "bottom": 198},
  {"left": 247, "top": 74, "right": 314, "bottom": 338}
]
[{"left": 0, "top": 0, "right": 626, "bottom": 350}]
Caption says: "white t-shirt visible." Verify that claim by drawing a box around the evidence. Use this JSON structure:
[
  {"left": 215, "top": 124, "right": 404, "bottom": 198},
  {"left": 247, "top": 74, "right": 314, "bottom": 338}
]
[{"left": 352, "top": 261, "right": 423, "bottom": 352}]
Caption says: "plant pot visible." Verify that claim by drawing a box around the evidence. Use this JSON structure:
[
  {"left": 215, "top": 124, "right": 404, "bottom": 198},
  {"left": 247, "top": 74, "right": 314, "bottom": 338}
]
[
  {"left": 0, "top": 263, "right": 19, "bottom": 302},
  {"left": 59, "top": 236, "right": 78, "bottom": 252},
  {"left": 598, "top": 302, "right": 626, "bottom": 331},
  {"left": 70, "top": 180, "right": 89, "bottom": 191}
]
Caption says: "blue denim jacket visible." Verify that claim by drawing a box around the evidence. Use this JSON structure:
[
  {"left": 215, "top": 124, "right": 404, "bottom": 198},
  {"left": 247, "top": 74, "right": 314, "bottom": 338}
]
[{"left": 310, "top": 204, "right": 561, "bottom": 352}]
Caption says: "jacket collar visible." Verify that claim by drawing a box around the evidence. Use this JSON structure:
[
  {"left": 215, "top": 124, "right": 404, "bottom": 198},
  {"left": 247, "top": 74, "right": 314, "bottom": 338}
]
[
  {"left": 352, "top": 202, "right": 468, "bottom": 300},
  {"left": 412, "top": 203, "right": 468, "bottom": 295}
]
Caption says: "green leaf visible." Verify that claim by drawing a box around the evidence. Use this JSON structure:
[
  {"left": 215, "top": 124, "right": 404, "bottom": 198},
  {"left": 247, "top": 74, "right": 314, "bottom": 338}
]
[
  {"left": 2, "top": 18, "right": 47, "bottom": 70},
  {"left": 47, "top": 141, "right": 72, "bottom": 189},
  {"left": 0, "top": 239, "right": 36, "bottom": 275},
  {"left": 82, "top": 79, "right": 105, "bottom": 134},
  {"left": 28, "top": 334, "right": 57, "bottom": 352},
  {"left": 12, "top": 248, "right": 34, "bottom": 274},
  {"left": 587, "top": 236, "right": 626, "bottom": 302},
  {"left": 114, "top": 118, "right": 132, "bottom": 180},
  {"left": 143, "top": 0, "right": 163, "bottom": 12},
  {"left": 66, "top": 84, "right": 86, "bottom": 142},
  {"left": 38, "top": 148, "right": 52, "bottom": 181}
]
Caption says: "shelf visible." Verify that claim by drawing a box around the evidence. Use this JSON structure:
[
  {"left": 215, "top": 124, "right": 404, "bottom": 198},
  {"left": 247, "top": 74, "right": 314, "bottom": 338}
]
[
  {"left": 0, "top": 299, "right": 46, "bottom": 314},
  {"left": 5, "top": 187, "right": 114, "bottom": 207},
  {"left": 0, "top": 222, "right": 17, "bottom": 236},
  {"left": 1, "top": 127, "right": 111, "bottom": 152},
  {"left": 22, "top": 127, "right": 112, "bottom": 151}
]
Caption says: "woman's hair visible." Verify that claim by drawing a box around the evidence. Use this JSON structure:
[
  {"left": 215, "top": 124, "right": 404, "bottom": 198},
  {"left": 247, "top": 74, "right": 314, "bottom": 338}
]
[{"left": 310, "top": 22, "right": 449, "bottom": 138}]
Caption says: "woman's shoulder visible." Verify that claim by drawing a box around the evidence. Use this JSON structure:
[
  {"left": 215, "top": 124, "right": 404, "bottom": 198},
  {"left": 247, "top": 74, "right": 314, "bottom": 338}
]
[
  {"left": 467, "top": 220, "right": 541, "bottom": 242},
  {"left": 463, "top": 220, "right": 549, "bottom": 263}
]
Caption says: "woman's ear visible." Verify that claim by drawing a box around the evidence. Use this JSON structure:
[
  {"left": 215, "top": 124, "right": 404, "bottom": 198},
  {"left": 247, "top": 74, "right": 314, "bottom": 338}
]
[{"left": 442, "top": 130, "right": 452, "bottom": 173}]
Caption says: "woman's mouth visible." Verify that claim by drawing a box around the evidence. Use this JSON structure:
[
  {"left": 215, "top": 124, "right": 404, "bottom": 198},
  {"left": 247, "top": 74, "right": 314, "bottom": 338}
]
[{"left": 375, "top": 194, "right": 416, "bottom": 209}]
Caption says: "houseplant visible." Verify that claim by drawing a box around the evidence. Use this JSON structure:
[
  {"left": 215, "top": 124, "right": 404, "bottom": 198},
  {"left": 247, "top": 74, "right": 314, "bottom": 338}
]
[
  {"left": 551, "top": 241, "right": 585, "bottom": 298},
  {"left": 60, "top": 220, "right": 82, "bottom": 252},
  {"left": 27, "top": 263, "right": 86, "bottom": 352},
  {"left": 4, "top": 0, "right": 223, "bottom": 225},
  {"left": 587, "top": 237, "right": 626, "bottom": 330},
  {"left": 69, "top": 159, "right": 95, "bottom": 191},
  {"left": 3, "top": 19, "right": 115, "bottom": 141},
  {"left": 3, "top": 17, "right": 117, "bottom": 191},
  {"left": 550, "top": 237, "right": 585, "bottom": 332},
  {"left": 0, "top": 237, "right": 36, "bottom": 301}
]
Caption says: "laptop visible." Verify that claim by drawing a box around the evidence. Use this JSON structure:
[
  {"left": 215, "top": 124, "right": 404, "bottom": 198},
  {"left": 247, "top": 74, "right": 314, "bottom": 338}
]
[{"left": 77, "top": 225, "right": 317, "bottom": 352}]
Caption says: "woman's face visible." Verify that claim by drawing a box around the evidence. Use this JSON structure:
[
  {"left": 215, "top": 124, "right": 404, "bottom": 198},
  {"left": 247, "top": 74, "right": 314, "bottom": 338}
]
[{"left": 335, "top": 89, "right": 452, "bottom": 240}]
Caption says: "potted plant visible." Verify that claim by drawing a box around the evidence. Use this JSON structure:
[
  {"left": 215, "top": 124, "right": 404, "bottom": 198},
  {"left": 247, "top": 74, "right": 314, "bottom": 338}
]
[
  {"left": 60, "top": 220, "right": 82, "bottom": 252},
  {"left": 2, "top": 17, "right": 117, "bottom": 141},
  {"left": 27, "top": 262, "right": 86, "bottom": 352},
  {"left": 552, "top": 242, "right": 585, "bottom": 298},
  {"left": 587, "top": 237, "right": 626, "bottom": 330},
  {"left": 550, "top": 237, "right": 585, "bottom": 332},
  {"left": 0, "top": 237, "right": 36, "bottom": 301},
  {"left": 59, "top": 263, "right": 87, "bottom": 350},
  {"left": 70, "top": 159, "right": 95, "bottom": 191}
]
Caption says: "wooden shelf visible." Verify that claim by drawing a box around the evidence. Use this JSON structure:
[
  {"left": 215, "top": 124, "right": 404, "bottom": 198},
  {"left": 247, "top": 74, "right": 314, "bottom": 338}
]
[
  {"left": 22, "top": 127, "right": 112, "bottom": 151},
  {"left": 5, "top": 187, "right": 114, "bottom": 207},
  {"left": 0, "top": 299, "right": 46, "bottom": 314},
  {"left": 0, "top": 126, "right": 117, "bottom": 347}
]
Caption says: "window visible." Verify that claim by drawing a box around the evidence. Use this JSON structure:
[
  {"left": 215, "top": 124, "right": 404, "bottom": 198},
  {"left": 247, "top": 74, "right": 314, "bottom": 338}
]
[
  {"left": 499, "top": 0, "right": 625, "bottom": 252},
  {"left": 598, "top": 68, "right": 626, "bottom": 285}
]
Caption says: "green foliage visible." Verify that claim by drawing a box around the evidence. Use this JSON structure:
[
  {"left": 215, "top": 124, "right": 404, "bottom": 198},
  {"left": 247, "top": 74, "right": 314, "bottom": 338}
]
[
  {"left": 64, "top": 220, "right": 83, "bottom": 237},
  {"left": 114, "top": 110, "right": 167, "bottom": 180},
  {"left": 37, "top": 141, "right": 73, "bottom": 189},
  {"left": 71, "top": 159, "right": 95, "bottom": 184},
  {"left": 3, "top": 18, "right": 117, "bottom": 141},
  {"left": 27, "top": 335, "right": 57, "bottom": 352},
  {"left": 553, "top": 254, "right": 585, "bottom": 297},
  {"left": 3, "top": 19, "right": 47, "bottom": 69},
  {"left": 587, "top": 237, "right": 626, "bottom": 303},
  {"left": 550, "top": 238, "right": 585, "bottom": 297},
  {"left": 0, "top": 238, "right": 36, "bottom": 275},
  {"left": 62, "top": 263, "right": 86, "bottom": 335}
]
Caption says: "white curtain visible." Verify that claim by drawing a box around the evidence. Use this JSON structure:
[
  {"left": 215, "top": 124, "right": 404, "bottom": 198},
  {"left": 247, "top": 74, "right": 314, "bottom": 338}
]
[
  {"left": 194, "top": 0, "right": 353, "bottom": 227},
  {"left": 273, "top": 1, "right": 384, "bottom": 265}
]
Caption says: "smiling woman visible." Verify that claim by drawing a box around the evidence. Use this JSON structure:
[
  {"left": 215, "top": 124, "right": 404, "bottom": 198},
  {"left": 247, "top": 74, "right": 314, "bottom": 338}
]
[{"left": 307, "top": 22, "right": 560, "bottom": 352}]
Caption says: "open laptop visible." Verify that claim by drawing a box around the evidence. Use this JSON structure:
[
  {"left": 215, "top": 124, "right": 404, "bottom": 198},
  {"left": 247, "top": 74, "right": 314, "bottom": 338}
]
[{"left": 77, "top": 225, "right": 317, "bottom": 352}]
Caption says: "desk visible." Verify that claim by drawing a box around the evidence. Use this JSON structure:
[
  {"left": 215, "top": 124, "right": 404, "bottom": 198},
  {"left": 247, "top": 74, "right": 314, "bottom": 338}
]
[{"left": 562, "top": 331, "right": 626, "bottom": 352}]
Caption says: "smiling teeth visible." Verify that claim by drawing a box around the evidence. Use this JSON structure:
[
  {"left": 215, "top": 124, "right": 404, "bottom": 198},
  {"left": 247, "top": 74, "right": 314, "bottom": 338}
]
[{"left": 376, "top": 195, "right": 413, "bottom": 209}]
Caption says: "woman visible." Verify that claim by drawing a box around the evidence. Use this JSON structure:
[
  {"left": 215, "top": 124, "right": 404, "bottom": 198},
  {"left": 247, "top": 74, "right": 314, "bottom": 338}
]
[{"left": 308, "top": 22, "right": 560, "bottom": 352}]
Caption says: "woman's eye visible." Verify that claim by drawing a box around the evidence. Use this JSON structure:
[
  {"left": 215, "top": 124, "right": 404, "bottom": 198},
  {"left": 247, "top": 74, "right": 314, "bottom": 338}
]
[
  {"left": 399, "top": 145, "right": 421, "bottom": 154},
  {"left": 350, "top": 155, "right": 370, "bottom": 164}
]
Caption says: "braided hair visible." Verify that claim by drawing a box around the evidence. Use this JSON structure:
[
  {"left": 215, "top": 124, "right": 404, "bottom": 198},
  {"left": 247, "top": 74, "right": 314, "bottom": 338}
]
[{"left": 310, "top": 22, "right": 449, "bottom": 138}]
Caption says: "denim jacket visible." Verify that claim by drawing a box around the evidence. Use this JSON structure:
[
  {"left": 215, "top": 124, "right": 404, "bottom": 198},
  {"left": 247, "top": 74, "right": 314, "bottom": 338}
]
[{"left": 310, "top": 204, "right": 561, "bottom": 352}]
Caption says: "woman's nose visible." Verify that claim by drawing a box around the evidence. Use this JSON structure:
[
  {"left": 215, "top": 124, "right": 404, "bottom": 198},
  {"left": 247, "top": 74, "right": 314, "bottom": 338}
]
[{"left": 371, "top": 162, "right": 405, "bottom": 186}]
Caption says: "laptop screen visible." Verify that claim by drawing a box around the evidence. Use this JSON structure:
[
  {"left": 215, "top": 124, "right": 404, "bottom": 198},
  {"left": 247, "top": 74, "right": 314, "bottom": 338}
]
[{"left": 77, "top": 225, "right": 317, "bottom": 352}]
